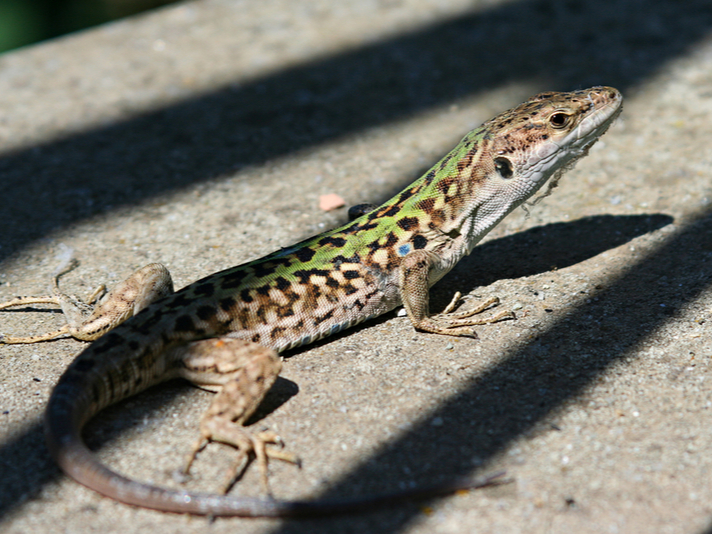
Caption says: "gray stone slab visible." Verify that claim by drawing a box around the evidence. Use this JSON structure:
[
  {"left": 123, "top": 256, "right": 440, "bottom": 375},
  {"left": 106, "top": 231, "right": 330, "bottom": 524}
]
[{"left": 1, "top": 0, "right": 712, "bottom": 532}]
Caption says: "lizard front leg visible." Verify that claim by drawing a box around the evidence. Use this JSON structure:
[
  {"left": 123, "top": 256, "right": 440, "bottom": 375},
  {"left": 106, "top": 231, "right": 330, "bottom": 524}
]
[
  {"left": 175, "top": 337, "right": 299, "bottom": 495},
  {"left": 399, "top": 250, "right": 514, "bottom": 337},
  {"left": 0, "top": 263, "right": 173, "bottom": 343}
]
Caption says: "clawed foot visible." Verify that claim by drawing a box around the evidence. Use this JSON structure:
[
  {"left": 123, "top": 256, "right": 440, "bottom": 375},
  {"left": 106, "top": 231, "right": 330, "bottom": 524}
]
[
  {"left": 184, "top": 424, "right": 300, "bottom": 495},
  {"left": 0, "top": 260, "right": 172, "bottom": 344},
  {"left": 415, "top": 293, "right": 516, "bottom": 338},
  {"left": 400, "top": 250, "right": 516, "bottom": 338},
  {"left": 0, "top": 257, "right": 104, "bottom": 343}
]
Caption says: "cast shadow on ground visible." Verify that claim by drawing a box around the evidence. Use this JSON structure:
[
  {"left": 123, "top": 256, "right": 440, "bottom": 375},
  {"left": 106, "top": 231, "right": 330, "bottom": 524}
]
[
  {"left": 0, "top": 211, "right": 674, "bottom": 520},
  {"left": 1, "top": 0, "right": 712, "bottom": 530},
  {"left": 1, "top": 0, "right": 709, "bottom": 262}
]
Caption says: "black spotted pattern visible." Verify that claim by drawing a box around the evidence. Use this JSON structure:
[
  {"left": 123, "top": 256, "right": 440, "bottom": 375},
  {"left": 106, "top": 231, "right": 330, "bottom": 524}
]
[
  {"left": 275, "top": 277, "right": 290, "bottom": 291},
  {"left": 174, "top": 315, "right": 195, "bottom": 333},
  {"left": 318, "top": 236, "right": 347, "bottom": 248},
  {"left": 220, "top": 296, "right": 237, "bottom": 311},
  {"left": 413, "top": 235, "right": 427, "bottom": 249},
  {"left": 92, "top": 332, "right": 125, "bottom": 354},
  {"left": 397, "top": 217, "right": 419, "bottom": 231},
  {"left": 250, "top": 262, "right": 278, "bottom": 279},
  {"left": 193, "top": 283, "right": 215, "bottom": 297},
  {"left": 219, "top": 269, "right": 249, "bottom": 290},
  {"left": 295, "top": 247, "right": 316, "bottom": 262},
  {"left": 196, "top": 305, "right": 217, "bottom": 321}
]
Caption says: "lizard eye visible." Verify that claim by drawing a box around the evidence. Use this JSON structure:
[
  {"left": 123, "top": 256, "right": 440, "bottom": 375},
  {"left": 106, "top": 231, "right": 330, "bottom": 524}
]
[
  {"left": 549, "top": 112, "right": 571, "bottom": 128},
  {"left": 494, "top": 157, "right": 514, "bottom": 179}
]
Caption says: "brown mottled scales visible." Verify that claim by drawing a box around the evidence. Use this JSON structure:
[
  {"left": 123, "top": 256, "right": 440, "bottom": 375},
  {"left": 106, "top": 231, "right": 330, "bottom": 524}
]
[{"left": 0, "top": 87, "right": 622, "bottom": 517}]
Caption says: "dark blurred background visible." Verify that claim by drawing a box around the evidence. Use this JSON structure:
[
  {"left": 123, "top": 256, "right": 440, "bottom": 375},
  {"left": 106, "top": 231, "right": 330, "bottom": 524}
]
[{"left": 0, "top": 0, "right": 178, "bottom": 53}]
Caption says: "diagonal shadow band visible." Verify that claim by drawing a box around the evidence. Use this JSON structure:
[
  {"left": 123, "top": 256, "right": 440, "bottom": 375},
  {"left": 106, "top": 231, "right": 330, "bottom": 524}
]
[
  {"left": 1, "top": 0, "right": 710, "bottom": 262},
  {"left": 0, "top": 212, "right": 671, "bottom": 521},
  {"left": 1, "top": 0, "right": 711, "bottom": 528},
  {"left": 268, "top": 207, "right": 712, "bottom": 533}
]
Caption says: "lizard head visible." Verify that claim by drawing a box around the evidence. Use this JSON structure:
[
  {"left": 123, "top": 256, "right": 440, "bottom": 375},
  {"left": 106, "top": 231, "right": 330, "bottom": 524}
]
[
  {"left": 484, "top": 86, "right": 623, "bottom": 207},
  {"left": 447, "top": 86, "right": 622, "bottom": 248}
]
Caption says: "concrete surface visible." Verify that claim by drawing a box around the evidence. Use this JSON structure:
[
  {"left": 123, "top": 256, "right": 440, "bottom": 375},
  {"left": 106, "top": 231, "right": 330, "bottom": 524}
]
[{"left": 1, "top": 0, "right": 712, "bottom": 532}]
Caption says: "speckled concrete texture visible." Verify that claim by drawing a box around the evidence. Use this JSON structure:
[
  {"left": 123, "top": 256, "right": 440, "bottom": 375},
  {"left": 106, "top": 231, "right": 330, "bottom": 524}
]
[{"left": 2, "top": 0, "right": 712, "bottom": 532}]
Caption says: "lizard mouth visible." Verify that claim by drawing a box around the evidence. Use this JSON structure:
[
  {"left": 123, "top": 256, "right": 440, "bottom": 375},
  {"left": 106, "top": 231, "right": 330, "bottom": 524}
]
[{"left": 574, "top": 87, "right": 624, "bottom": 150}]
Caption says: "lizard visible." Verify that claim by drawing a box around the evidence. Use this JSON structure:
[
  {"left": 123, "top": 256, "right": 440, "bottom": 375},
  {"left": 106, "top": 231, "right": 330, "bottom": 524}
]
[{"left": 0, "top": 86, "right": 622, "bottom": 517}]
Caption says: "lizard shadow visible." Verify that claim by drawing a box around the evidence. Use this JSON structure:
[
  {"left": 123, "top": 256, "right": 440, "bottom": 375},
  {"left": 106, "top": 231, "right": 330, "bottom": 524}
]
[
  {"left": 435, "top": 212, "right": 674, "bottom": 304},
  {"left": 247, "top": 377, "right": 301, "bottom": 426},
  {"left": 80, "top": 376, "right": 300, "bottom": 448}
]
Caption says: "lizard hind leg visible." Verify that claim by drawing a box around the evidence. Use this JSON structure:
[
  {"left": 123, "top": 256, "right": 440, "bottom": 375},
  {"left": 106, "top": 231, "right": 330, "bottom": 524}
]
[{"left": 176, "top": 338, "right": 299, "bottom": 495}]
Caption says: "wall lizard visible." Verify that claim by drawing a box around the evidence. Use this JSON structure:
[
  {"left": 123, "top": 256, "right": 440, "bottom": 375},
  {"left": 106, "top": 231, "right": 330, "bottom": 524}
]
[{"left": 0, "top": 86, "right": 622, "bottom": 517}]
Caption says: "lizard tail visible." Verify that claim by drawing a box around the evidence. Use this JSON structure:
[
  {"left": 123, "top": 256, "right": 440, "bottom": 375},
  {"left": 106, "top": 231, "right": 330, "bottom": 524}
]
[
  {"left": 44, "top": 360, "right": 505, "bottom": 517},
  {"left": 48, "top": 437, "right": 506, "bottom": 516}
]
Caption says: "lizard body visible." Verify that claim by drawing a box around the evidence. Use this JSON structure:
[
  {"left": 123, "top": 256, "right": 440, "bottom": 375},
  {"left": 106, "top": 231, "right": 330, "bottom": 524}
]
[{"left": 1, "top": 87, "right": 622, "bottom": 516}]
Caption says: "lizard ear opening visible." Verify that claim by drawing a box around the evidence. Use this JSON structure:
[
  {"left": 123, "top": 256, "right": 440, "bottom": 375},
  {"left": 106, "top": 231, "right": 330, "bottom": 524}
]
[{"left": 494, "top": 157, "right": 514, "bottom": 179}]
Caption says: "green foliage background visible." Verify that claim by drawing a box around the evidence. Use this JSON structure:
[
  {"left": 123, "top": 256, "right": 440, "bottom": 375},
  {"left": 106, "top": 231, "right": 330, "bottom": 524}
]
[{"left": 0, "top": 0, "right": 177, "bottom": 53}]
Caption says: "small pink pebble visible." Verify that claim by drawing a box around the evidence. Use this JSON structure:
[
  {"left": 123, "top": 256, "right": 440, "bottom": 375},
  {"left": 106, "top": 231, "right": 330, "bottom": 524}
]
[{"left": 319, "top": 193, "right": 346, "bottom": 211}]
